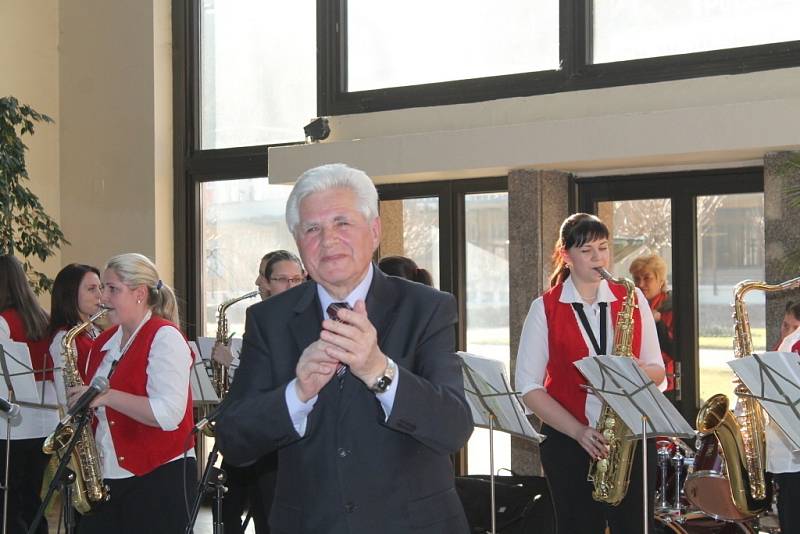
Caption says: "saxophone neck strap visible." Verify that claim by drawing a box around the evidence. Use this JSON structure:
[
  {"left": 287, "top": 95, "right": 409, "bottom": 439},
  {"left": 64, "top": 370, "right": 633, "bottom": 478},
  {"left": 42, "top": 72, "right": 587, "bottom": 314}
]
[{"left": 572, "top": 302, "right": 608, "bottom": 355}]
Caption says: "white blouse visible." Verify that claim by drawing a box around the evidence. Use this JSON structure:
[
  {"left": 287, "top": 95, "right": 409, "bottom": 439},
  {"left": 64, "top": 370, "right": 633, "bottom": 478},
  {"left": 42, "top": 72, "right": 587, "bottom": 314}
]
[
  {"left": 766, "top": 326, "right": 800, "bottom": 474},
  {"left": 91, "top": 312, "right": 195, "bottom": 479},
  {"left": 515, "top": 276, "right": 666, "bottom": 427},
  {"left": 0, "top": 316, "right": 60, "bottom": 439}
]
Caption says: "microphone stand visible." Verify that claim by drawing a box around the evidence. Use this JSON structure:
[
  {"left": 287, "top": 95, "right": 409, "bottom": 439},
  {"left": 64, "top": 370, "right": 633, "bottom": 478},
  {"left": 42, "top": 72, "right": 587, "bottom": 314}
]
[
  {"left": 185, "top": 441, "right": 227, "bottom": 534},
  {"left": 2, "top": 410, "right": 11, "bottom": 534},
  {"left": 27, "top": 410, "right": 91, "bottom": 534}
]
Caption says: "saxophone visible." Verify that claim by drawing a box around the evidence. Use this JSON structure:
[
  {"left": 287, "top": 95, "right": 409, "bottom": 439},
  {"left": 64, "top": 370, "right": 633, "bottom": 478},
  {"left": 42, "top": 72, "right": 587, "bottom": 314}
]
[
  {"left": 211, "top": 290, "right": 258, "bottom": 400},
  {"left": 687, "top": 277, "right": 800, "bottom": 520},
  {"left": 42, "top": 307, "right": 111, "bottom": 514},
  {"left": 587, "top": 267, "right": 639, "bottom": 505}
]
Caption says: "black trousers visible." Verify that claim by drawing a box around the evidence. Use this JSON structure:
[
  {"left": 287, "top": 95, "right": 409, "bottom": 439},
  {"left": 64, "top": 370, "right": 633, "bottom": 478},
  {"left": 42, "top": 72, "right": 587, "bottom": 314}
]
[
  {"left": 539, "top": 423, "right": 655, "bottom": 534},
  {"left": 77, "top": 457, "right": 197, "bottom": 534},
  {"left": 0, "top": 437, "right": 49, "bottom": 534},
  {"left": 216, "top": 454, "right": 276, "bottom": 534},
  {"left": 775, "top": 471, "right": 800, "bottom": 533}
]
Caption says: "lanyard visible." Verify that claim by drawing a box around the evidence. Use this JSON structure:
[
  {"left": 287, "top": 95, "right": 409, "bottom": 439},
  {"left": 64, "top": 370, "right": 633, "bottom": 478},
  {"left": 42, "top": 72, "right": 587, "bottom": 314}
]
[{"left": 571, "top": 302, "right": 608, "bottom": 355}]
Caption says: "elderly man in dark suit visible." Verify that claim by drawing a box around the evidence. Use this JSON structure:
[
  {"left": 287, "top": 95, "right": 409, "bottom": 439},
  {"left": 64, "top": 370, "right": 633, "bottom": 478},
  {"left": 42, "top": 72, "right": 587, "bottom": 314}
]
[{"left": 216, "top": 163, "right": 473, "bottom": 534}]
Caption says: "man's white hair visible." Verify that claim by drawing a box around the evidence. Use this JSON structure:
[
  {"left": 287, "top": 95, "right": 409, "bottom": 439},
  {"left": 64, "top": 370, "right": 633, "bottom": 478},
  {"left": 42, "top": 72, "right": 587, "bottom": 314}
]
[{"left": 285, "top": 163, "right": 379, "bottom": 235}]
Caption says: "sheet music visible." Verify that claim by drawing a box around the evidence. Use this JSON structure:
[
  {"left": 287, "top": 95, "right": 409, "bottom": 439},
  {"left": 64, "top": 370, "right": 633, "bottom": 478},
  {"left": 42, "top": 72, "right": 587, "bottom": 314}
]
[
  {"left": 575, "top": 355, "right": 695, "bottom": 439},
  {"left": 189, "top": 341, "right": 219, "bottom": 405},
  {"left": 458, "top": 352, "right": 543, "bottom": 442},
  {"left": 195, "top": 337, "right": 216, "bottom": 361},
  {"left": 728, "top": 351, "right": 800, "bottom": 450},
  {"left": 0, "top": 341, "right": 49, "bottom": 407}
]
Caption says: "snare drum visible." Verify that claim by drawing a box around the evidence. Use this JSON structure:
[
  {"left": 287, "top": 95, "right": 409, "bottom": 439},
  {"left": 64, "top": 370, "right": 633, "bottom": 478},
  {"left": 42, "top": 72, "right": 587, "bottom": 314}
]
[{"left": 655, "top": 511, "right": 755, "bottom": 533}]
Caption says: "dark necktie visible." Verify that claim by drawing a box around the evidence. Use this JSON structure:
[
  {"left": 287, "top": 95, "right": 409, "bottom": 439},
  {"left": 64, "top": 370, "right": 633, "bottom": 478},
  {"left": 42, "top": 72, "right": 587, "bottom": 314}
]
[{"left": 326, "top": 302, "right": 352, "bottom": 381}]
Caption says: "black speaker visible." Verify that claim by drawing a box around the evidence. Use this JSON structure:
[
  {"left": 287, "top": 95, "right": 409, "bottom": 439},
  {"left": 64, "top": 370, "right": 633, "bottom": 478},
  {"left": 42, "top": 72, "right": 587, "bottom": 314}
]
[{"left": 455, "top": 475, "right": 555, "bottom": 534}]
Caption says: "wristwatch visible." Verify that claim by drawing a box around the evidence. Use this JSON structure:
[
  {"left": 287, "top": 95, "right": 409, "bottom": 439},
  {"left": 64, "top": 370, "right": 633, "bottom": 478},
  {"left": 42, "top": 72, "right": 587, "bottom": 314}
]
[{"left": 369, "top": 357, "right": 396, "bottom": 393}]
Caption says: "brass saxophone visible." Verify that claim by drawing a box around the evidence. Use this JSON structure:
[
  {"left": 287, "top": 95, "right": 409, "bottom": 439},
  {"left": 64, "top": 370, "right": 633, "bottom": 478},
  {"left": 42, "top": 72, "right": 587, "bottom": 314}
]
[
  {"left": 587, "top": 267, "right": 639, "bottom": 505},
  {"left": 42, "top": 307, "right": 111, "bottom": 514},
  {"left": 211, "top": 290, "right": 258, "bottom": 400},
  {"left": 686, "top": 277, "right": 800, "bottom": 520}
]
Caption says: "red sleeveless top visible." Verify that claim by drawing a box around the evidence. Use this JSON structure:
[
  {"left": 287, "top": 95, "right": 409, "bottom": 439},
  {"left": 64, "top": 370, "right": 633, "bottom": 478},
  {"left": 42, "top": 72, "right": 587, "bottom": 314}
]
[
  {"left": 541, "top": 282, "right": 642, "bottom": 425},
  {"left": 1, "top": 309, "right": 53, "bottom": 381},
  {"left": 86, "top": 316, "right": 195, "bottom": 476}
]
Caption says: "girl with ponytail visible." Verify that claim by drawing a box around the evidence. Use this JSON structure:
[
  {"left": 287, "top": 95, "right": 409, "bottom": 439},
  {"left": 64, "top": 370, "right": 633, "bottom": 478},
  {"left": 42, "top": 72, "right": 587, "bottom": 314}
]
[
  {"left": 516, "top": 213, "right": 666, "bottom": 533},
  {"left": 68, "top": 253, "right": 196, "bottom": 533}
]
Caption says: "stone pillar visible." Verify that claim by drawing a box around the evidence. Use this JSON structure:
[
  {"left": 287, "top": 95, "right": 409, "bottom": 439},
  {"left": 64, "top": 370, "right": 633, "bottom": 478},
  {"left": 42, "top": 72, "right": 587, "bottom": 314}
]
[
  {"left": 508, "top": 169, "right": 571, "bottom": 475},
  {"left": 764, "top": 151, "right": 800, "bottom": 349}
]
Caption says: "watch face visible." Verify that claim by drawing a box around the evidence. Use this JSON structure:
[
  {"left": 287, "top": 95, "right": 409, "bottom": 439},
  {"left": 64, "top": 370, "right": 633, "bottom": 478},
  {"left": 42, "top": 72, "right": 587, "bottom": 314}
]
[{"left": 375, "top": 376, "right": 392, "bottom": 392}]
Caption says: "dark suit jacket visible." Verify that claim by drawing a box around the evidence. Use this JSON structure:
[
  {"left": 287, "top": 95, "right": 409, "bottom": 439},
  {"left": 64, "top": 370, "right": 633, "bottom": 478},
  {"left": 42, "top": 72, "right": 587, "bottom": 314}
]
[{"left": 215, "top": 267, "right": 474, "bottom": 534}]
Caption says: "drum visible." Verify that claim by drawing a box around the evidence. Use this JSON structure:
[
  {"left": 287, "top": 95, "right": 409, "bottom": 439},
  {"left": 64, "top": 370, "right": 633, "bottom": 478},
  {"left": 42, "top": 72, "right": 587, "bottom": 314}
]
[
  {"left": 655, "top": 512, "right": 755, "bottom": 533},
  {"left": 684, "top": 433, "right": 747, "bottom": 521},
  {"left": 655, "top": 439, "right": 694, "bottom": 513}
]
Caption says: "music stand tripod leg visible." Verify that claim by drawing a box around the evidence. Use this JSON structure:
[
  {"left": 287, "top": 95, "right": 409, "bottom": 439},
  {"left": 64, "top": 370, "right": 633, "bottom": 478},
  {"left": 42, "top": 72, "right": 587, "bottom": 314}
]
[
  {"left": 3, "top": 417, "right": 10, "bottom": 534},
  {"left": 490, "top": 413, "right": 495, "bottom": 534},
  {"left": 185, "top": 443, "right": 227, "bottom": 534},
  {"left": 642, "top": 415, "right": 648, "bottom": 534}
]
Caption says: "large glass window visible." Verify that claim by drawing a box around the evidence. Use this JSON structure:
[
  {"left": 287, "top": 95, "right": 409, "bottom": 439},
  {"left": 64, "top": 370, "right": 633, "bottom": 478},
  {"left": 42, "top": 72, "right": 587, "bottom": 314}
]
[
  {"left": 697, "top": 193, "right": 765, "bottom": 404},
  {"left": 201, "top": 179, "right": 297, "bottom": 336},
  {"left": 200, "top": 0, "right": 316, "bottom": 148},
  {"left": 378, "top": 197, "right": 441, "bottom": 288},
  {"left": 347, "top": 0, "right": 559, "bottom": 91},
  {"left": 593, "top": 0, "right": 800, "bottom": 64},
  {"left": 465, "top": 192, "right": 510, "bottom": 475}
]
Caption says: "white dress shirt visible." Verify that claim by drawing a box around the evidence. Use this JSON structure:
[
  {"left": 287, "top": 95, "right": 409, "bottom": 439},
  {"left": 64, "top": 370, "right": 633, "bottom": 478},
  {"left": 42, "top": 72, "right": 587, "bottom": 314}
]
[
  {"left": 92, "top": 312, "right": 195, "bottom": 479},
  {"left": 286, "top": 264, "right": 400, "bottom": 436},
  {"left": 0, "top": 316, "right": 60, "bottom": 439},
  {"left": 515, "top": 276, "right": 665, "bottom": 427},
  {"left": 766, "top": 326, "right": 800, "bottom": 473}
]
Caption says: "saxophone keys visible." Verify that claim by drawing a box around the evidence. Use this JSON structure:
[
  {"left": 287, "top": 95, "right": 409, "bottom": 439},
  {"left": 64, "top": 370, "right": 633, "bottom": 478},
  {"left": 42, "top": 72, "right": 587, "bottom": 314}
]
[
  {"left": 603, "top": 429, "right": 615, "bottom": 441},
  {"left": 604, "top": 415, "right": 616, "bottom": 428},
  {"left": 596, "top": 458, "right": 609, "bottom": 472}
]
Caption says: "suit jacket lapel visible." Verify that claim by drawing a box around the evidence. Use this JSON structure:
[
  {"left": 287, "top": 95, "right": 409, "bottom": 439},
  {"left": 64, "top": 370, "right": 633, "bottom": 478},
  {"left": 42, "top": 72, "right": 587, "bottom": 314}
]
[{"left": 289, "top": 282, "right": 323, "bottom": 361}]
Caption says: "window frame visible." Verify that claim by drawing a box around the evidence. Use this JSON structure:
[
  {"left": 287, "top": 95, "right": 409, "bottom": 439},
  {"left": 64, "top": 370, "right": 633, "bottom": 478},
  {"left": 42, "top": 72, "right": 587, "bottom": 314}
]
[
  {"left": 573, "top": 167, "right": 764, "bottom": 424},
  {"left": 319, "top": 0, "right": 800, "bottom": 114}
]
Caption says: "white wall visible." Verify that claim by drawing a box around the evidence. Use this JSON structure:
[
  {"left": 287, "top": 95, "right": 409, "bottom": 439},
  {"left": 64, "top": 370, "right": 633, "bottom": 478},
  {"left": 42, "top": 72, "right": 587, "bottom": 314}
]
[
  {"left": 268, "top": 68, "right": 800, "bottom": 183},
  {"left": 58, "top": 0, "right": 173, "bottom": 280},
  {"left": 0, "top": 0, "right": 61, "bottom": 278}
]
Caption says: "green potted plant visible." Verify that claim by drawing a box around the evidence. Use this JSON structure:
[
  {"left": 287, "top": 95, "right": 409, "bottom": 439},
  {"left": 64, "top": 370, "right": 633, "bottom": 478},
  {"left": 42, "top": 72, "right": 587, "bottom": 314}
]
[{"left": 0, "top": 96, "right": 68, "bottom": 294}]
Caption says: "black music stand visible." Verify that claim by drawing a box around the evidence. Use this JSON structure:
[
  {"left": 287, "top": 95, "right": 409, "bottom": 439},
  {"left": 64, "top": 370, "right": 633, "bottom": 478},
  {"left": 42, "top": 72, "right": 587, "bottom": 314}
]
[
  {"left": 728, "top": 350, "right": 800, "bottom": 450},
  {"left": 575, "top": 354, "right": 695, "bottom": 534},
  {"left": 0, "top": 341, "right": 58, "bottom": 534},
  {"left": 458, "top": 352, "right": 544, "bottom": 534}
]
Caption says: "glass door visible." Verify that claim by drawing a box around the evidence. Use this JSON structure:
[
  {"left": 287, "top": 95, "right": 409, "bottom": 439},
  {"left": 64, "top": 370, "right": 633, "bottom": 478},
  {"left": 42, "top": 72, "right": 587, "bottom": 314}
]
[
  {"left": 696, "top": 193, "right": 765, "bottom": 404},
  {"left": 577, "top": 168, "right": 763, "bottom": 423}
]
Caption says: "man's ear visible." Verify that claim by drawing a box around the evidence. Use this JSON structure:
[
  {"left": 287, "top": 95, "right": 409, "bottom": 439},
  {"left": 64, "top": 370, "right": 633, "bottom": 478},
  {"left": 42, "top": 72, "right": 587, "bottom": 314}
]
[{"left": 371, "top": 216, "right": 382, "bottom": 249}]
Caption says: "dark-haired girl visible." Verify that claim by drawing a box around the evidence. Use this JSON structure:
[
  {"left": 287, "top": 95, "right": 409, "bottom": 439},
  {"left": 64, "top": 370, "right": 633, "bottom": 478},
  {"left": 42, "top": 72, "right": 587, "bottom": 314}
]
[
  {"left": 515, "top": 213, "right": 665, "bottom": 533},
  {"left": 48, "top": 263, "right": 103, "bottom": 407},
  {"left": 378, "top": 255, "right": 433, "bottom": 287},
  {"left": 0, "top": 255, "right": 55, "bottom": 534}
]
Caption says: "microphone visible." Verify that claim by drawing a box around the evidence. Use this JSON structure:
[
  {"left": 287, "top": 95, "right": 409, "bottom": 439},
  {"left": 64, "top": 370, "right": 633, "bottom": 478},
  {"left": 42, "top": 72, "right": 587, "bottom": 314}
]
[
  {"left": 192, "top": 401, "right": 228, "bottom": 434},
  {"left": 59, "top": 376, "right": 110, "bottom": 429},
  {"left": 0, "top": 396, "right": 21, "bottom": 419}
]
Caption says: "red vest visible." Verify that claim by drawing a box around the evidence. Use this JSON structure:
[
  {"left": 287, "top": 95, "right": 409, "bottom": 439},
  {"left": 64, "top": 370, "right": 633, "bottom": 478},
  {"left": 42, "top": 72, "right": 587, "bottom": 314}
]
[
  {"left": 542, "top": 282, "right": 643, "bottom": 425},
  {"left": 87, "top": 316, "right": 195, "bottom": 476},
  {"left": 1, "top": 309, "right": 53, "bottom": 381}
]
